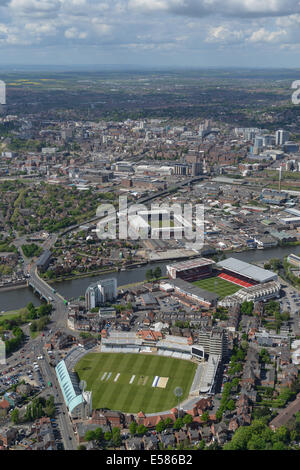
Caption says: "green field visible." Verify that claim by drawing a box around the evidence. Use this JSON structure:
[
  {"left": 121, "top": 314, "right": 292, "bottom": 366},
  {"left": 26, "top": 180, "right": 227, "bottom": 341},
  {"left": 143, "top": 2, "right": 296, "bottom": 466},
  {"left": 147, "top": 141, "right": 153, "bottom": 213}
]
[
  {"left": 193, "top": 276, "right": 241, "bottom": 298},
  {"left": 75, "top": 353, "right": 197, "bottom": 414}
]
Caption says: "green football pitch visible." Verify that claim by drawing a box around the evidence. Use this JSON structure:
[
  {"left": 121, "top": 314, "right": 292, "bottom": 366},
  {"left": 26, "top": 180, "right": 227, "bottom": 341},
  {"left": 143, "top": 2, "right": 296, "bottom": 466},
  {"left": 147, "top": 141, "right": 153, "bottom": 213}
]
[
  {"left": 193, "top": 276, "right": 241, "bottom": 298},
  {"left": 75, "top": 353, "right": 197, "bottom": 414}
]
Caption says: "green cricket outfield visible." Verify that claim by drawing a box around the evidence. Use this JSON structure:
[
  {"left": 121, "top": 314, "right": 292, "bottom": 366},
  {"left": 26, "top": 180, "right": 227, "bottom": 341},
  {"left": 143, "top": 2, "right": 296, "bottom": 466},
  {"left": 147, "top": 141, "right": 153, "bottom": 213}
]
[{"left": 75, "top": 352, "right": 197, "bottom": 414}]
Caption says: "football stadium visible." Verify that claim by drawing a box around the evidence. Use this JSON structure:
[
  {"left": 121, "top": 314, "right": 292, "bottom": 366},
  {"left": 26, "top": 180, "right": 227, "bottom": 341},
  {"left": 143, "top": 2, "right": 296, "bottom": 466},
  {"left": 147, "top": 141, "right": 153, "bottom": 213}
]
[{"left": 166, "top": 256, "right": 279, "bottom": 306}]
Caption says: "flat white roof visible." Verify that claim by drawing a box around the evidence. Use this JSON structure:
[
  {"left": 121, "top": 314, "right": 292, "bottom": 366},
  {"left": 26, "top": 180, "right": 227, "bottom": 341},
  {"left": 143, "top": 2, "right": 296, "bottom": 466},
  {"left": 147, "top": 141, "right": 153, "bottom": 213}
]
[
  {"left": 216, "top": 257, "right": 277, "bottom": 283},
  {"left": 167, "top": 257, "right": 215, "bottom": 272}
]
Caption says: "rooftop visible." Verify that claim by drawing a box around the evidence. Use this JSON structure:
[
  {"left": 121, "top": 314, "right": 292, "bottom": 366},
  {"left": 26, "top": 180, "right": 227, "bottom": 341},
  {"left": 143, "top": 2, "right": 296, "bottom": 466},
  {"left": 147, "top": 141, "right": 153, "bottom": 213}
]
[
  {"left": 216, "top": 257, "right": 277, "bottom": 283},
  {"left": 171, "top": 278, "right": 219, "bottom": 302},
  {"left": 167, "top": 257, "right": 215, "bottom": 272}
]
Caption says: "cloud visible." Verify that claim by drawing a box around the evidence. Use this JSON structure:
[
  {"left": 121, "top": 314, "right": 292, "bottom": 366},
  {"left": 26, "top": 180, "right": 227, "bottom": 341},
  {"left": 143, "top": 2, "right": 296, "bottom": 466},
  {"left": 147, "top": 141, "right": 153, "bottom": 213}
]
[
  {"left": 91, "top": 19, "right": 112, "bottom": 36},
  {"left": 128, "top": 0, "right": 300, "bottom": 18},
  {"left": 0, "top": 0, "right": 299, "bottom": 65},
  {"left": 205, "top": 25, "right": 245, "bottom": 44},
  {"left": 249, "top": 27, "right": 288, "bottom": 43},
  {"left": 64, "top": 27, "right": 87, "bottom": 39},
  {"left": 25, "top": 22, "right": 57, "bottom": 36},
  {"left": 9, "top": 0, "right": 61, "bottom": 17}
]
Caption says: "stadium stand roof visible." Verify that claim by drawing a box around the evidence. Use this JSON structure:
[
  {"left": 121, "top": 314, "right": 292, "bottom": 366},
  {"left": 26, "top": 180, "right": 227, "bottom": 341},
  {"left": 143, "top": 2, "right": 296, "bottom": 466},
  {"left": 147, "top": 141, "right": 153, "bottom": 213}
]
[
  {"left": 216, "top": 257, "right": 277, "bottom": 283},
  {"left": 55, "top": 360, "right": 84, "bottom": 414},
  {"left": 157, "top": 335, "right": 192, "bottom": 353},
  {"left": 171, "top": 278, "right": 219, "bottom": 302},
  {"left": 102, "top": 331, "right": 143, "bottom": 346},
  {"left": 167, "top": 257, "right": 215, "bottom": 273}
]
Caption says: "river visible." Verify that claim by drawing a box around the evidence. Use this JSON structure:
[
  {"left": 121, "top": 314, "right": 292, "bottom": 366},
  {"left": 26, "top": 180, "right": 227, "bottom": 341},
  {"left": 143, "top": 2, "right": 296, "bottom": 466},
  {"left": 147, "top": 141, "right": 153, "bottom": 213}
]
[{"left": 0, "top": 245, "right": 299, "bottom": 311}]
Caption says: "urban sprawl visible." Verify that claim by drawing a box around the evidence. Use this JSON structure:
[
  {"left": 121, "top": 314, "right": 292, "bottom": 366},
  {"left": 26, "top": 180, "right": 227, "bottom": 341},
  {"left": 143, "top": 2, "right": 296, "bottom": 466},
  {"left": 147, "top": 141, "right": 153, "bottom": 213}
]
[{"left": 1, "top": 72, "right": 300, "bottom": 452}]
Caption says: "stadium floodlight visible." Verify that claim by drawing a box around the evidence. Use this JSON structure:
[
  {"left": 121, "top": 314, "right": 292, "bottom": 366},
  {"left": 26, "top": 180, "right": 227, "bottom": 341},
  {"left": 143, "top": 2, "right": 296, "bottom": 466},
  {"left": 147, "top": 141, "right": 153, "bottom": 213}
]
[
  {"left": 79, "top": 380, "right": 87, "bottom": 393},
  {"left": 174, "top": 386, "right": 183, "bottom": 412}
]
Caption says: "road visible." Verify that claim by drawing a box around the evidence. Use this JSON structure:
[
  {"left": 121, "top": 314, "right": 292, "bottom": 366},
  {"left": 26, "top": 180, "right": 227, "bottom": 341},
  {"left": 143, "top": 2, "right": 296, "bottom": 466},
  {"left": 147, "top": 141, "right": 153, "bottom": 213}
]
[
  {"left": 6, "top": 174, "right": 207, "bottom": 448},
  {"left": 31, "top": 337, "right": 77, "bottom": 450},
  {"left": 11, "top": 233, "right": 78, "bottom": 449}
]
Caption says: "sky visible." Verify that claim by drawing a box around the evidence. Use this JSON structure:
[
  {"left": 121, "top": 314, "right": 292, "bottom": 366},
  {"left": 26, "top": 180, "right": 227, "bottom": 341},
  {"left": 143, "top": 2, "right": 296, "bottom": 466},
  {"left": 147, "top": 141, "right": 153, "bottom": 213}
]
[{"left": 1, "top": 0, "right": 300, "bottom": 67}]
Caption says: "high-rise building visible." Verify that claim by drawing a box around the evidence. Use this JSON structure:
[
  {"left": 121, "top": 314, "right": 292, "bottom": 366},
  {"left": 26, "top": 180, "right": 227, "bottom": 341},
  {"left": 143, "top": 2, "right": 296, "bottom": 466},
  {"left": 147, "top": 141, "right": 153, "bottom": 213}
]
[
  {"left": 254, "top": 136, "right": 264, "bottom": 149},
  {"left": 262, "top": 134, "right": 276, "bottom": 147},
  {"left": 197, "top": 328, "right": 228, "bottom": 360},
  {"left": 174, "top": 163, "right": 188, "bottom": 175},
  {"left": 85, "top": 278, "right": 117, "bottom": 309},
  {"left": 275, "top": 130, "right": 289, "bottom": 146}
]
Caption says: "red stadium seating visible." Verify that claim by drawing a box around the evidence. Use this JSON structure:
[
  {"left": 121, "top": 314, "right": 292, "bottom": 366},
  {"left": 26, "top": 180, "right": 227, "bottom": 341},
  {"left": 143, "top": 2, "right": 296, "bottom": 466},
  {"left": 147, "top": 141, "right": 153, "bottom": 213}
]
[{"left": 218, "top": 272, "right": 254, "bottom": 288}]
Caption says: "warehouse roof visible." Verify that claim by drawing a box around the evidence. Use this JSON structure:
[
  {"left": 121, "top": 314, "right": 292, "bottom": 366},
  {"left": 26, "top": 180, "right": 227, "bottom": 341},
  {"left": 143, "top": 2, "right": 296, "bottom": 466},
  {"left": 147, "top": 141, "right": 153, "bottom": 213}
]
[{"left": 216, "top": 257, "right": 277, "bottom": 283}]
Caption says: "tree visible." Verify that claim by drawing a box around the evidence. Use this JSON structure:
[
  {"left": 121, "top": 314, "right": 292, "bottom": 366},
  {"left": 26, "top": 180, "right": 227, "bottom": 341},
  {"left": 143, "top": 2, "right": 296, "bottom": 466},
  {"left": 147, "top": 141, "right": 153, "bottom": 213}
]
[
  {"left": 30, "top": 322, "right": 37, "bottom": 332},
  {"left": 173, "top": 418, "right": 184, "bottom": 430},
  {"left": 77, "top": 445, "right": 87, "bottom": 450},
  {"left": 27, "top": 302, "right": 36, "bottom": 313},
  {"left": 85, "top": 430, "right": 96, "bottom": 442},
  {"left": 247, "top": 435, "right": 267, "bottom": 450},
  {"left": 154, "top": 266, "right": 162, "bottom": 279},
  {"left": 11, "top": 408, "right": 19, "bottom": 424},
  {"left": 112, "top": 427, "right": 122, "bottom": 447},
  {"left": 136, "top": 425, "right": 147, "bottom": 436},
  {"left": 129, "top": 421, "right": 137, "bottom": 435},
  {"left": 145, "top": 269, "right": 153, "bottom": 281},
  {"left": 272, "top": 441, "right": 286, "bottom": 450},
  {"left": 272, "top": 426, "right": 289, "bottom": 444},
  {"left": 37, "top": 303, "right": 52, "bottom": 317},
  {"left": 198, "top": 440, "right": 205, "bottom": 450},
  {"left": 183, "top": 414, "right": 193, "bottom": 426},
  {"left": 227, "top": 400, "right": 235, "bottom": 411},
  {"left": 104, "top": 431, "right": 112, "bottom": 441},
  {"left": 231, "top": 378, "right": 240, "bottom": 388},
  {"left": 269, "top": 258, "right": 281, "bottom": 272},
  {"left": 94, "top": 428, "right": 103, "bottom": 441},
  {"left": 201, "top": 411, "right": 209, "bottom": 423},
  {"left": 156, "top": 420, "right": 166, "bottom": 433},
  {"left": 241, "top": 301, "right": 254, "bottom": 316},
  {"left": 281, "top": 311, "right": 290, "bottom": 322},
  {"left": 164, "top": 417, "right": 173, "bottom": 428}
]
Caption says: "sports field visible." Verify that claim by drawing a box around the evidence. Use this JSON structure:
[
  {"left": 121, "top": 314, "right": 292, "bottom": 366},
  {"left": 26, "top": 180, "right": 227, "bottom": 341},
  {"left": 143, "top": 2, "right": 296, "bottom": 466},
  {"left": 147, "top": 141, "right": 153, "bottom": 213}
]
[
  {"left": 193, "top": 276, "right": 241, "bottom": 298},
  {"left": 75, "top": 353, "right": 197, "bottom": 414}
]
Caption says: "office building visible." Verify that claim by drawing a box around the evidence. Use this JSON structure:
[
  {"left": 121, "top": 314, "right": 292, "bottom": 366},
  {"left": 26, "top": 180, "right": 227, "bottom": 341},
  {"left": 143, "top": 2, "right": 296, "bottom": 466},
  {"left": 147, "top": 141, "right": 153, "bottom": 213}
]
[{"left": 276, "top": 130, "right": 289, "bottom": 146}]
